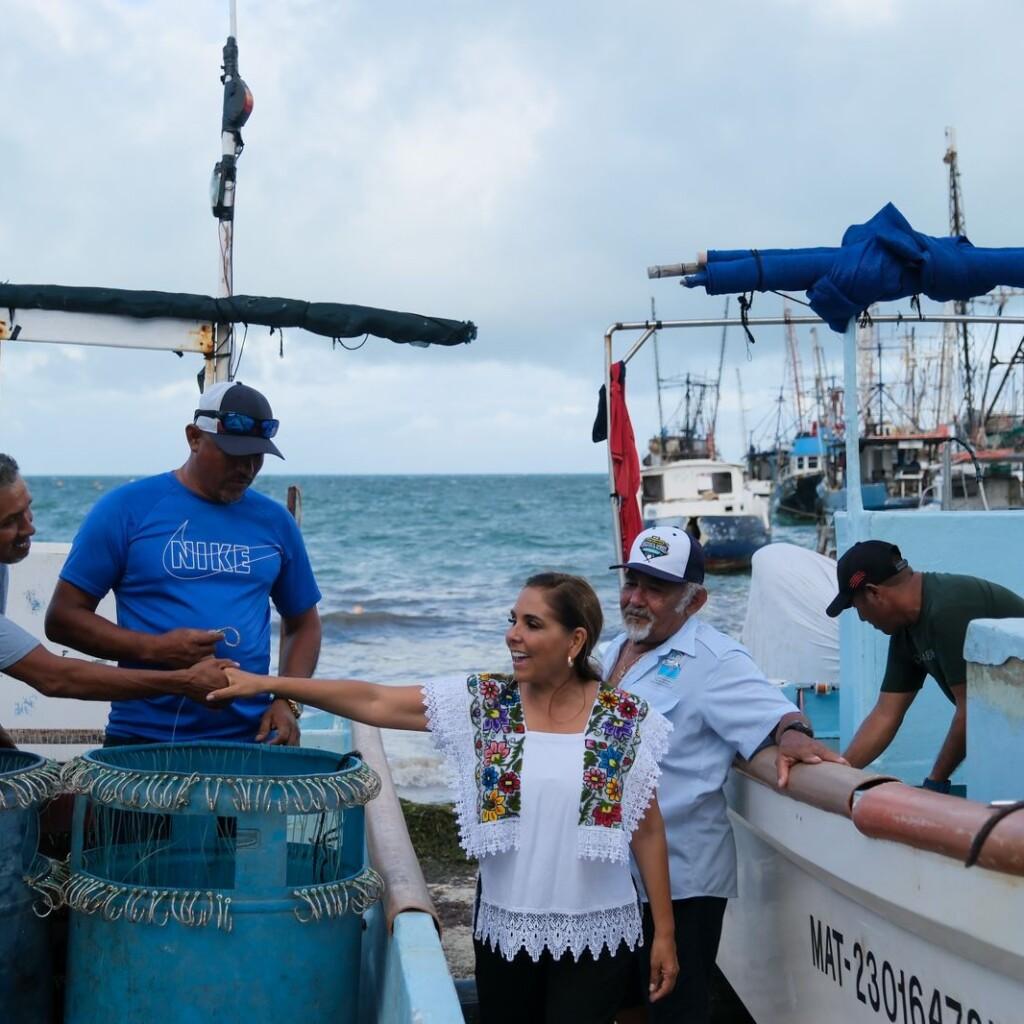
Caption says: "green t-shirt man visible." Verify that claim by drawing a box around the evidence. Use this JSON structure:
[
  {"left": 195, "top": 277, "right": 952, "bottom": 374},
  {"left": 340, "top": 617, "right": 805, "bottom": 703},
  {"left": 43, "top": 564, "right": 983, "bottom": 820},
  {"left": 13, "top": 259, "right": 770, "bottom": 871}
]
[
  {"left": 882, "top": 573, "right": 1024, "bottom": 703},
  {"left": 827, "top": 541, "right": 1024, "bottom": 791}
]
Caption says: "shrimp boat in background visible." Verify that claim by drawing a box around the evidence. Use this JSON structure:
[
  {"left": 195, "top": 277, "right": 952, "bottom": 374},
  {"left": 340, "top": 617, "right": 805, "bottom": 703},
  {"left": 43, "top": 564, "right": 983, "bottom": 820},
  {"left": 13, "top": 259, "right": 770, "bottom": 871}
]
[
  {"left": 614, "top": 308, "right": 770, "bottom": 573},
  {"left": 599, "top": 206, "right": 1024, "bottom": 1023},
  {"left": 0, "top": 7, "right": 467, "bottom": 1021}
]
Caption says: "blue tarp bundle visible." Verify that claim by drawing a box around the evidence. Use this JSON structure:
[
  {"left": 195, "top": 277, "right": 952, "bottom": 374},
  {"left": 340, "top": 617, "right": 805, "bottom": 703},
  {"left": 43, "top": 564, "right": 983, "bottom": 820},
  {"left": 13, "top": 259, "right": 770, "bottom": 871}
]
[{"left": 683, "top": 203, "right": 1024, "bottom": 332}]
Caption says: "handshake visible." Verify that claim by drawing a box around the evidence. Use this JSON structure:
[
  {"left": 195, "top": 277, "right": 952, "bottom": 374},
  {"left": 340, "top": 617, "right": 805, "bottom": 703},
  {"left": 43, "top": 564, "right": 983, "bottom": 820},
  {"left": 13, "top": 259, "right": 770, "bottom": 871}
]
[{"left": 142, "top": 627, "right": 248, "bottom": 704}]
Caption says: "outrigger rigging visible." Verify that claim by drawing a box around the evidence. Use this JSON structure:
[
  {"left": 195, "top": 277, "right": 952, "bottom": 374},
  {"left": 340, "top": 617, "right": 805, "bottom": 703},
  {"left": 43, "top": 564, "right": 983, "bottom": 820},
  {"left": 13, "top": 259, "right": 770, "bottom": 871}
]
[{"left": 0, "top": 3, "right": 475, "bottom": 390}]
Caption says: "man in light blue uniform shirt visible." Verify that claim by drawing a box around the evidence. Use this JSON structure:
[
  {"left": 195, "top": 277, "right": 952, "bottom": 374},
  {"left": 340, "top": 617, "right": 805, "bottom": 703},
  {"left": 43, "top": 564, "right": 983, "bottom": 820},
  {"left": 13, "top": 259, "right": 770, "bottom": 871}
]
[{"left": 607, "top": 526, "right": 843, "bottom": 1024}]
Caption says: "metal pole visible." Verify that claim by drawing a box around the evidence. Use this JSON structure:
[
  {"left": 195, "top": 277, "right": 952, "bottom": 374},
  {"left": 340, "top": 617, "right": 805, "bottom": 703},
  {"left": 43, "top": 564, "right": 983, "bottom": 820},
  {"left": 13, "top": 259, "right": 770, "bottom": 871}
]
[
  {"left": 941, "top": 441, "right": 953, "bottom": 509},
  {"left": 843, "top": 321, "right": 864, "bottom": 532},
  {"left": 651, "top": 298, "right": 665, "bottom": 458},
  {"left": 604, "top": 330, "right": 624, "bottom": 575}
]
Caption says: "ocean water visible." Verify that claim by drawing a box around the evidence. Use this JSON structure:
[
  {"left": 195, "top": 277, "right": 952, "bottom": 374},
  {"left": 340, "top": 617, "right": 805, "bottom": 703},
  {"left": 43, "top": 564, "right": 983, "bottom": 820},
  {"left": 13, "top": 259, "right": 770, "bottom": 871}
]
[{"left": 25, "top": 474, "right": 815, "bottom": 799}]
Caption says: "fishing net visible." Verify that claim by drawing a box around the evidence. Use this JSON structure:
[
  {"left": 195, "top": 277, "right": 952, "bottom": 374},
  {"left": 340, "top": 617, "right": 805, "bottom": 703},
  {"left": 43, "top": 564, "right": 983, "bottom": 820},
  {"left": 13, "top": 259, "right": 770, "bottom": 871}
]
[
  {"left": 0, "top": 750, "right": 65, "bottom": 917},
  {"left": 61, "top": 742, "right": 383, "bottom": 932}
]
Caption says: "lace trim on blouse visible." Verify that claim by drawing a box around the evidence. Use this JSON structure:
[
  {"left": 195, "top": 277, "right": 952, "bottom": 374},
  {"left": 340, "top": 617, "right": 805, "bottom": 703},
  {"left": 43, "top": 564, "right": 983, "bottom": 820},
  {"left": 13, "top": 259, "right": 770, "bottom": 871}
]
[{"left": 475, "top": 899, "right": 643, "bottom": 962}]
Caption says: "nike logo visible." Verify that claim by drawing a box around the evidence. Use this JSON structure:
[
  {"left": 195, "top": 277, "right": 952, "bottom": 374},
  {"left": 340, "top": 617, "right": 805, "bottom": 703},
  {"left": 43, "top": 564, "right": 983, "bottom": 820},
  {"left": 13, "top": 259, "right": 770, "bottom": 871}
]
[{"left": 162, "top": 521, "right": 281, "bottom": 580}]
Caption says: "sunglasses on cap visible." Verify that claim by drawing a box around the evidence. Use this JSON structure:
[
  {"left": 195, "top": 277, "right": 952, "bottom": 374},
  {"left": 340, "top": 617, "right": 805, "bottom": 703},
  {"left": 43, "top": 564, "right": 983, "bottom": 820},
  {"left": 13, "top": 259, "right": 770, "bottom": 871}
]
[{"left": 194, "top": 409, "right": 280, "bottom": 439}]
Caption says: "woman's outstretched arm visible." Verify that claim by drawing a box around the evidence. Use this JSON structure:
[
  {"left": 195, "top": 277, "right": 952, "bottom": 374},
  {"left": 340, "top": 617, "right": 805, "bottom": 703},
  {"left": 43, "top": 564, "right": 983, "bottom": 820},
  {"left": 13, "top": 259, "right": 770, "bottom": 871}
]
[{"left": 208, "top": 668, "right": 429, "bottom": 731}]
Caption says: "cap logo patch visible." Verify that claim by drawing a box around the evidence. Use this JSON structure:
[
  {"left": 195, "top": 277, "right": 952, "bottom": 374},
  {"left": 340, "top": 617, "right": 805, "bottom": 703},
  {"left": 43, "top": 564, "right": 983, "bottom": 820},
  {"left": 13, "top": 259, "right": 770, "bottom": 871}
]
[
  {"left": 639, "top": 535, "right": 671, "bottom": 561},
  {"left": 849, "top": 570, "right": 867, "bottom": 589}
]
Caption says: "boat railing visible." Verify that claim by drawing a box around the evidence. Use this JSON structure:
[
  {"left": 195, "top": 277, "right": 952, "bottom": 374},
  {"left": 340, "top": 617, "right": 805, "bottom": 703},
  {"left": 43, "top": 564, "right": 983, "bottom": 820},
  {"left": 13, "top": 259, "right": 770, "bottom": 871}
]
[
  {"left": 734, "top": 750, "right": 1024, "bottom": 877},
  {"left": 350, "top": 721, "right": 441, "bottom": 932}
]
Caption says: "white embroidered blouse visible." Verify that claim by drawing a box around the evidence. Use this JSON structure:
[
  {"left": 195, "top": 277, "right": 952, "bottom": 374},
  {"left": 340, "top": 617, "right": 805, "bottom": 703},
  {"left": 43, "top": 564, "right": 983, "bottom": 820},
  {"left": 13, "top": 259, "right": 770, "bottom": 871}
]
[{"left": 423, "top": 674, "right": 670, "bottom": 962}]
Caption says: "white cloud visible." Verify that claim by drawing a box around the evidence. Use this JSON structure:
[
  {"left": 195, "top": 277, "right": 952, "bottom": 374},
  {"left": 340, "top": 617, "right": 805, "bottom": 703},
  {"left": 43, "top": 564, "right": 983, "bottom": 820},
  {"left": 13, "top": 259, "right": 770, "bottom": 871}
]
[{"left": 5, "top": 1, "right": 1024, "bottom": 474}]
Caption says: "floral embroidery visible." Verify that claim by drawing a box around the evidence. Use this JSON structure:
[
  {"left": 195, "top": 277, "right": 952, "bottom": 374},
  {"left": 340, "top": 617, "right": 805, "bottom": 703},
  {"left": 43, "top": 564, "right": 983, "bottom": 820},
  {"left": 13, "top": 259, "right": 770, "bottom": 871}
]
[
  {"left": 592, "top": 801, "right": 622, "bottom": 828},
  {"left": 482, "top": 790, "right": 507, "bottom": 822},
  {"left": 426, "top": 673, "right": 668, "bottom": 864},
  {"left": 579, "top": 686, "right": 647, "bottom": 833},
  {"left": 469, "top": 674, "right": 525, "bottom": 824},
  {"left": 467, "top": 674, "right": 649, "bottom": 840},
  {"left": 483, "top": 740, "right": 510, "bottom": 764}
]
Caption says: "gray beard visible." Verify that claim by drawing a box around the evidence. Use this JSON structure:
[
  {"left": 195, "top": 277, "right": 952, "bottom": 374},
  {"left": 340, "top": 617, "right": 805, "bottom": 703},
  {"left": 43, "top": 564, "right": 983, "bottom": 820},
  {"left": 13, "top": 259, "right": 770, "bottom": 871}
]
[{"left": 623, "top": 617, "right": 654, "bottom": 642}]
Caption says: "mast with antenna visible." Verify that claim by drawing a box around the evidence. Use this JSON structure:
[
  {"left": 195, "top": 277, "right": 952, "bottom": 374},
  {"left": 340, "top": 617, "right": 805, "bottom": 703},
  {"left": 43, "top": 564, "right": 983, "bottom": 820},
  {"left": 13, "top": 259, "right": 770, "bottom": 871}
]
[
  {"left": 208, "top": 0, "right": 254, "bottom": 385},
  {"left": 736, "top": 367, "right": 749, "bottom": 453},
  {"left": 783, "top": 303, "right": 806, "bottom": 432}
]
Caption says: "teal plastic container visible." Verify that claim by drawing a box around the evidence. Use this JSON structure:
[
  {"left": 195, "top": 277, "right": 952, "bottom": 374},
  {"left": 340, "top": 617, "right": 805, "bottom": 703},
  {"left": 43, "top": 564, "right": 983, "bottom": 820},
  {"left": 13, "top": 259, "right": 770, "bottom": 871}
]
[
  {"left": 63, "top": 742, "right": 382, "bottom": 1024},
  {"left": 0, "top": 751, "right": 62, "bottom": 1024}
]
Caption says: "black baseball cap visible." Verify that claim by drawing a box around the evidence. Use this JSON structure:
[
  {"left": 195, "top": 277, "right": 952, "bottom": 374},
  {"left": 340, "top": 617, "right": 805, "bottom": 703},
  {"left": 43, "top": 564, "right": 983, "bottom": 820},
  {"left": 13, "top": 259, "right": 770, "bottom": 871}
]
[
  {"left": 826, "top": 540, "right": 908, "bottom": 617},
  {"left": 193, "top": 381, "right": 284, "bottom": 459}
]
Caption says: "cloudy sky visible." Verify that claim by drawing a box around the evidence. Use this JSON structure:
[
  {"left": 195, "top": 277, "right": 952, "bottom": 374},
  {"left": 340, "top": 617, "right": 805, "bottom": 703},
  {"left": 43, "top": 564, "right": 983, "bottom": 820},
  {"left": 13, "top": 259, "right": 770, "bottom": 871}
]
[{"left": 4, "top": 0, "right": 1024, "bottom": 474}]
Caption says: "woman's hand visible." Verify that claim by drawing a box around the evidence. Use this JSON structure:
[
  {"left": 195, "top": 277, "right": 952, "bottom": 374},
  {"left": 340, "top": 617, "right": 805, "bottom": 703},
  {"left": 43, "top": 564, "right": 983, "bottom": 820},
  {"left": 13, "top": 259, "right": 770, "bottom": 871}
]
[
  {"left": 648, "top": 931, "right": 679, "bottom": 1002},
  {"left": 206, "top": 667, "right": 271, "bottom": 702}
]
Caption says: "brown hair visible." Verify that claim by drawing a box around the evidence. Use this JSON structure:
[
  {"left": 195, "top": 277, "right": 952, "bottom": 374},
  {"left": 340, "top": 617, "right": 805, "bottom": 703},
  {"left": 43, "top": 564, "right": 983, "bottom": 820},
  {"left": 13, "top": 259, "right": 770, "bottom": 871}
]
[{"left": 524, "top": 572, "right": 603, "bottom": 682}]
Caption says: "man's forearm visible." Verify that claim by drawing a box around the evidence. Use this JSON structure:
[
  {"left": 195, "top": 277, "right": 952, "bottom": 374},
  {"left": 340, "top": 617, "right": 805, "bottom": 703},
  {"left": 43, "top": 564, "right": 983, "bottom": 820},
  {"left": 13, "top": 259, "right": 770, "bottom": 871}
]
[
  {"left": 843, "top": 710, "right": 900, "bottom": 769},
  {"left": 46, "top": 603, "right": 159, "bottom": 664},
  {"left": 278, "top": 610, "right": 321, "bottom": 678},
  {"left": 7, "top": 646, "right": 187, "bottom": 700},
  {"left": 928, "top": 706, "right": 966, "bottom": 783}
]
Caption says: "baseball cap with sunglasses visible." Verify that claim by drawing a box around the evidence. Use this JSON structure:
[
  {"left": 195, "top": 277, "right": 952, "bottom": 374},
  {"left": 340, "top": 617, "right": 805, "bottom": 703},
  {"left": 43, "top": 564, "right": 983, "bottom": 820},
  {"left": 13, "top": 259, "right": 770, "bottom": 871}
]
[{"left": 193, "top": 381, "right": 284, "bottom": 459}]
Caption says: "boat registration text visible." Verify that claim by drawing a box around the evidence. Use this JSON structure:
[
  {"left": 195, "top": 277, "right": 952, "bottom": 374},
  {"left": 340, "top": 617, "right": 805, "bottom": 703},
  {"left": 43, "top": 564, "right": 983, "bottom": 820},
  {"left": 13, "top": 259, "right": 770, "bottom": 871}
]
[{"left": 809, "top": 914, "right": 1000, "bottom": 1024}]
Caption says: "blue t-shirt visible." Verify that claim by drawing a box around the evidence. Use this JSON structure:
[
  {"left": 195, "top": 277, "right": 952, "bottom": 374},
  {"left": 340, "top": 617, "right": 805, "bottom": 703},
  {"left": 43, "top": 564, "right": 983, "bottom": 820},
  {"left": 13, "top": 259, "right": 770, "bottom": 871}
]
[{"left": 59, "top": 473, "right": 321, "bottom": 741}]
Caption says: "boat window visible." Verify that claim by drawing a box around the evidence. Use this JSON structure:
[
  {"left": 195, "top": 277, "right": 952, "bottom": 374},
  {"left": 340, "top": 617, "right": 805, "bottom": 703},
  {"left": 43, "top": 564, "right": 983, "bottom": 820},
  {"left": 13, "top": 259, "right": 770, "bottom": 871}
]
[
  {"left": 642, "top": 476, "right": 664, "bottom": 502},
  {"left": 711, "top": 472, "right": 732, "bottom": 494},
  {"left": 807, "top": 457, "right": 818, "bottom": 469}
]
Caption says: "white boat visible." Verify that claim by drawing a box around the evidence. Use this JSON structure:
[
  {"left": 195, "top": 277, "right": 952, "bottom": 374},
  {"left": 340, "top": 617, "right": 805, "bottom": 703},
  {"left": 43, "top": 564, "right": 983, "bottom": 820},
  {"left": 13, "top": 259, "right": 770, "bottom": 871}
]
[
  {"left": 600, "top": 295, "right": 1024, "bottom": 1023},
  {"left": 641, "top": 457, "right": 771, "bottom": 572}
]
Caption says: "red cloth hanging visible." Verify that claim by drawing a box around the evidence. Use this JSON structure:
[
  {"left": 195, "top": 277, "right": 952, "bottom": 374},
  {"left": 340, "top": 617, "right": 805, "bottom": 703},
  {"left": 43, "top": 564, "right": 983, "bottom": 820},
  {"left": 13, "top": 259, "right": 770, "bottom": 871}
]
[{"left": 609, "top": 361, "right": 643, "bottom": 558}]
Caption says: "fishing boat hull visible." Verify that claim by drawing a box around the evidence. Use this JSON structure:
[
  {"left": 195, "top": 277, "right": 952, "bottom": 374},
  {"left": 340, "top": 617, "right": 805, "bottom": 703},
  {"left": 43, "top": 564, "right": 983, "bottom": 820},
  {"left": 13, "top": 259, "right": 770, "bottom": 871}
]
[
  {"left": 720, "top": 769, "right": 1024, "bottom": 1024},
  {"left": 641, "top": 460, "right": 771, "bottom": 572},
  {"left": 772, "top": 472, "right": 822, "bottom": 522},
  {"left": 694, "top": 515, "right": 771, "bottom": 572}
]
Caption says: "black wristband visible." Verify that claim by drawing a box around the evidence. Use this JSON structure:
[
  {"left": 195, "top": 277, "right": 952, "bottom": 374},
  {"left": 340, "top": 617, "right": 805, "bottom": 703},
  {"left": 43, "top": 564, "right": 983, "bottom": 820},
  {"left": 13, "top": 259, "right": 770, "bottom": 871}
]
[{"left": 780, "top": 721, "right": 815, "bottom": 740}]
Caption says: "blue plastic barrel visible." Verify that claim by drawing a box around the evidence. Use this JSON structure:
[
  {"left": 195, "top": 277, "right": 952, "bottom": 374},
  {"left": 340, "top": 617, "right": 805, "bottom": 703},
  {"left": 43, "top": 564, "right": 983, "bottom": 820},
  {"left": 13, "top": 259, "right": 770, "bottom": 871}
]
[
  {"left": 63, "top": 742, "right": 382, "bottom": 1024},
  {"left": 0, "top": 750, "right": 62, "bottom": 1024}
]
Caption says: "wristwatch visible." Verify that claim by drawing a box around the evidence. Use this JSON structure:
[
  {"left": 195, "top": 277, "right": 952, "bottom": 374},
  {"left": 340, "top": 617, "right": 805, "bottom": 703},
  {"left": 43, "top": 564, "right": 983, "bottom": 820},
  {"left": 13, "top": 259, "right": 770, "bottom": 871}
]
[
  {"left": 273, "top": 697, "right": 304, "bottom": 720},
  {"left": 780, "top": 721, "right": 815, "bottom": 740}
]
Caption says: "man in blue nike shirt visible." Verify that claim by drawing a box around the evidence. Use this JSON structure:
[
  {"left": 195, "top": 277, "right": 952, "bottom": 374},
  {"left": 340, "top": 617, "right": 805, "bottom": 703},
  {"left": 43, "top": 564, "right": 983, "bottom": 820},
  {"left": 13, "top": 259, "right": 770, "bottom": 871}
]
[{"left": 46, "top": 382, "right": 322, "bottom": 746}]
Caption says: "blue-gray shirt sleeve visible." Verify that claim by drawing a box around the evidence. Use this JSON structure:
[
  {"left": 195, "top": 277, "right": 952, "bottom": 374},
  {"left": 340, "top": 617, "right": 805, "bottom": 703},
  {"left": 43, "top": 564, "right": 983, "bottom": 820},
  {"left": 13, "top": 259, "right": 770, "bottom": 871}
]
[
  {"left": 700, "top": 649, "right": 799, "bottom": 760},
  {"left": 0, "top": 614, "right": 40, "bottom": 672}
]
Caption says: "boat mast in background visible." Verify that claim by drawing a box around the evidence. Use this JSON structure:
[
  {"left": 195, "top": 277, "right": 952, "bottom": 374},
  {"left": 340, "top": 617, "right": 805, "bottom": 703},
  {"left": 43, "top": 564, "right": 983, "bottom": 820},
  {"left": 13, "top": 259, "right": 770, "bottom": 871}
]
[
  {"left": 208, "top": 0, "right": 254, "bottom": 385},
  {"left": 944, "top": 126, "right": 975, "bottom": 432}
]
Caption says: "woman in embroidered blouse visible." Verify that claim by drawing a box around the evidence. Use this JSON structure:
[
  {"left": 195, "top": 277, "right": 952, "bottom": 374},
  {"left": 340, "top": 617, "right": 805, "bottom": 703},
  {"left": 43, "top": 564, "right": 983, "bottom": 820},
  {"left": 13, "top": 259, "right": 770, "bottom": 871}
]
[{"left": 210, "top": 572, "right": 677, "bottom": 1023}]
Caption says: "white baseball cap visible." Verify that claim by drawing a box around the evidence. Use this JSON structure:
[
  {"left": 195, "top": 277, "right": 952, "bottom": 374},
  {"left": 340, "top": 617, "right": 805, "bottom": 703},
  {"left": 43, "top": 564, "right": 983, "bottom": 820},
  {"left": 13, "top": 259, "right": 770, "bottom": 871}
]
[{"left": 610, "top": 526, "right": 706, "bottom": 584}]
